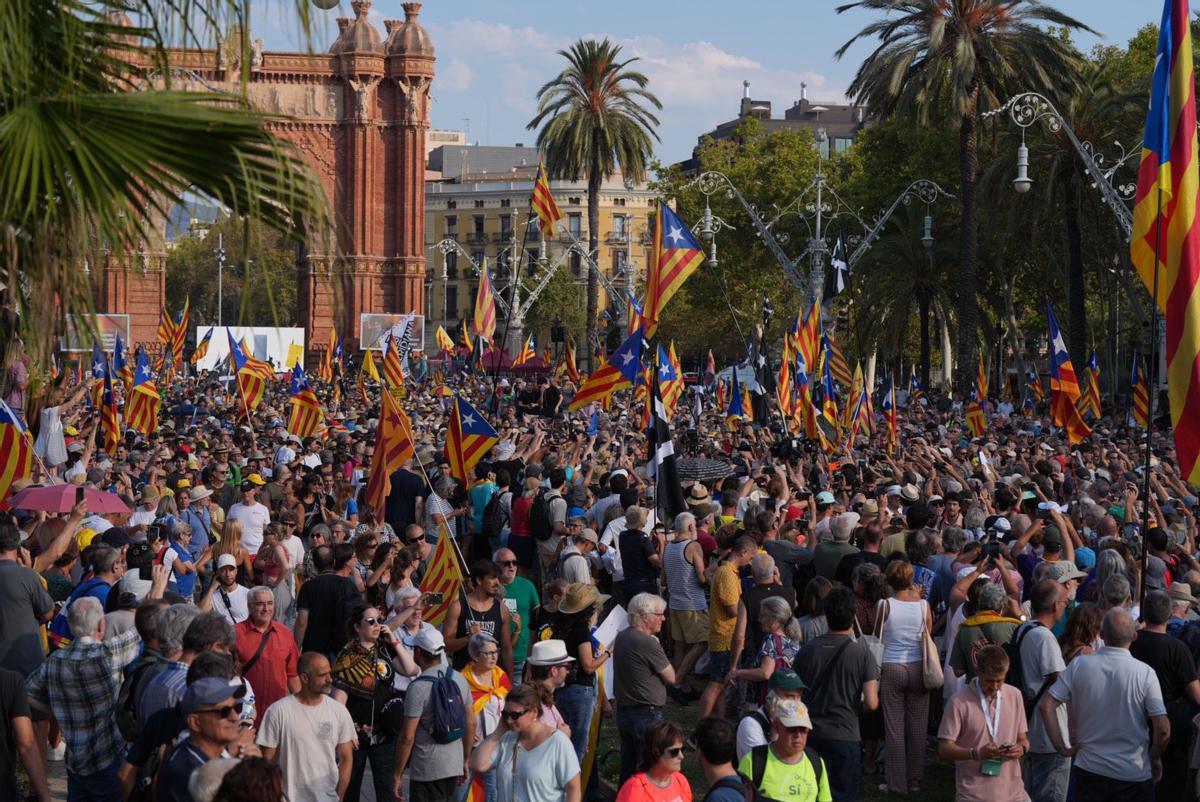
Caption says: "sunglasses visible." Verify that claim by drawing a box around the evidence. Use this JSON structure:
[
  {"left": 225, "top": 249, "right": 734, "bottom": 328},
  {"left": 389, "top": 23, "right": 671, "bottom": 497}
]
[
  {"left": 501, "top": 709, "right": 529, "bottom": 721},
  {"left": 407, "top": 537, "right": 425, "bottom": 545},
  {"left": 664, "top": 747, "right": 684, "bottom": 758},
  {"left": 195, "top": 701, "right": 244, "bottom": 718},
  {"left": 781, "top": 724, "right": 810, "bottom": 735},
  {"left": 361, "top": 617, "right": 382, "bottom": 626},
  {"left": 497, "top": 560, "right": 518, "bottom": 568}
]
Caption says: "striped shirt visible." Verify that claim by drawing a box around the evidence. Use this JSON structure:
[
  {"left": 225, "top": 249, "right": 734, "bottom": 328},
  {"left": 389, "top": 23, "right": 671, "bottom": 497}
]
[{"left": 664, "top": 539, "right": 707, "bottom": 612}]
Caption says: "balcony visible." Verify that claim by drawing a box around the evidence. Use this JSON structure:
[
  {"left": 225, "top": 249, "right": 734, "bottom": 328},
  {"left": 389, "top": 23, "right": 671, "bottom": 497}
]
[
  {"left": 606, "top": 230, "right": 629, "bottom": 245},
  {"left": 559, "top": 230, "right": 586, "bottom": 244},
  {"left": 494, "top": 230, "right": 515, "bottom": 245},
  {"left": 466, "top": 231, "right": 488, "bottom": 245}
]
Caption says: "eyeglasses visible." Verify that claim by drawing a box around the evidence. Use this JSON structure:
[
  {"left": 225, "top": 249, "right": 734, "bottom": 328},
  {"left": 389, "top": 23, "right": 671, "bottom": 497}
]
[
  {"left": 477, "top": 650, "right": 499, "bottom": 658},
  {"left": 497, "top": 560, "right": 518, "bottom": 568},
  {"left": 195, "top": 701, "right": 244, "bottom": 718},
  {"left": 781, "top": 725, "right": 810, "bottom": 735},
  {"left": 664, "top": 747, "right": 684, "bottom": 758},
  {"left": 361, "top": 617, "right": 382, "bottom": 626},
  {"left": 501, "top": 708, "right": 529, "bottom": 721}
]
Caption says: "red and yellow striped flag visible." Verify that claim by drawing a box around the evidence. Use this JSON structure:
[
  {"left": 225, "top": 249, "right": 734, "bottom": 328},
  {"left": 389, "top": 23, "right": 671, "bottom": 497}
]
[
  {"left": 170, "top": 297, "right": 189, "bottom": 366},
  {"left": 663, "top": 342, "right": 684, "bottom": 416},
  {"left": 966, "top": 401, "right": 986, "bottom": 438},
  {"left": 513, "top": 334, "right": 536, "bottom": 367},
  {"left": 288, "top": 364, "right": 324, "bottom": 439},
  {"left": 364, "top": 390, "right": 416, "bottom": 514},
  {"left": 564, "top": 338, "right": 580, "bottom": 384},
  {"left": 420, "top": 523, "right": 465, "bottom": 626},
  {"left": 316, "top": 329, "right": 336, "bottom": 382},
  {"left": 191, "top": 328, "right": 213, "bottom": 364},
  {"left": 382, "top": 336, "right": 405, "bottom": 389},
  {"left": 1131, "top": 0, "right": 1200, "bottom": 478},
  {"left": 473, "top": 261, "right": 497, "bottom": 345},
  {"left": 1132, "top": 353, "right": 1152, "bottom": 427},
  {"left": 435, "top": 325, "right": 456, "bottom": 354},
  {"left": 0, "top": 400, "right": 33, "bottom": 502},
  {"left": 126, "top": 350, "right": 161, "bottom": 436},
  {"left": 531, "top": 160, "right": 563, "bottom": 239},
  {"left": 976, "top": 352, "right": 988, "bottom": 401},
  {"left": 445, "top": 394, "right": 498, "bottom": 483}
]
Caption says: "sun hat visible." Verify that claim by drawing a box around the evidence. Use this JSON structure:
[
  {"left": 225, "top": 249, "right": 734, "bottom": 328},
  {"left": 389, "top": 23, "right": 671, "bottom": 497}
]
[
  {"left": 558, "top": 582, "right": 610, "bottom": 615},
  {"left": 526, "top": 640, "right": 576, "bottom": 666}
]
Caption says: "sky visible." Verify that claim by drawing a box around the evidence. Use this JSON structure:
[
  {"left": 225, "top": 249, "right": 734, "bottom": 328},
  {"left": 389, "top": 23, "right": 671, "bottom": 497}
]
[{"left": 252, "top": 0, "right": 1162, "bottom": 164}]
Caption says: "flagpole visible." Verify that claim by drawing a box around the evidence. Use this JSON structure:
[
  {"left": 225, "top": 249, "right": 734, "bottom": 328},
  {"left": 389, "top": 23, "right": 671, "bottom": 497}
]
[
  {"left": 399, "top": 410, "right": 470, "bottom": 578},
  {"left": 1139, "top": 187, "right": 1164, "bottom": 611},
  {"left": 491, "top": 201, "right": 538, "bottom": 414}
]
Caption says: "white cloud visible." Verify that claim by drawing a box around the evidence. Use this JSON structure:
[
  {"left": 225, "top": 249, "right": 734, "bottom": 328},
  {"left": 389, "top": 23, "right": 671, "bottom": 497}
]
[{"left": 439, "top": 57, "right": 474, "bottom": 92}]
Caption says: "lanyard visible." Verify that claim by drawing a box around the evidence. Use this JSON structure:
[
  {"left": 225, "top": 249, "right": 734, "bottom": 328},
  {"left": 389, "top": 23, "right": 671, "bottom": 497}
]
[{"left": 975, "top": 680, "right": 1002, "bottom": 743}]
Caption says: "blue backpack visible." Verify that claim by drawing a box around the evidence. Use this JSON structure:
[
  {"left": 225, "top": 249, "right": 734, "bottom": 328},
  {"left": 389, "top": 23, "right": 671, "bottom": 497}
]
[
  {"left": 47, "top": 578, "right": 109, "bottom": 650},
  {"left": 413, "top": 670, "right": 467, "bottom": 744}
]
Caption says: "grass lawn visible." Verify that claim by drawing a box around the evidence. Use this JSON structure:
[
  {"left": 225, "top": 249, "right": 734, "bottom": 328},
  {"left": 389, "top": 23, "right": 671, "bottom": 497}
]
[{"left": 595, "top": 688, "right": 957, "bottom": 801}]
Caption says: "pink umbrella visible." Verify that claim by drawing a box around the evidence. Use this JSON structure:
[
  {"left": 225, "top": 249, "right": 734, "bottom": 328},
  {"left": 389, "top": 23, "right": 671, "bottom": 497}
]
[{"left": 7, "top": 484, "right": 130, "bottom": 514}]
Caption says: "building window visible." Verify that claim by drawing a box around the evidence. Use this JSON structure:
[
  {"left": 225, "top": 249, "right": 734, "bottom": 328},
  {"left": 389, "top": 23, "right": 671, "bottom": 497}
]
[
  {"left": 500, "top": 214, "right": 512, "bottom": 238},
  {"left": 473, "top": 252, "right": 485, "bottom": 272},
  {"left": 445, "top": 250, "right": 458, "bottom": 279},
  {"left": 569, "top": 250, "right": 583, "bottom": 278},
  {"left": 613, "top": 250, "right": 627, "bottom": 274},
  {"left": 500, "top": 198, "right": 511, "bottom": 208},
  {"left": 445, "top": 286, "right": 458, "bottom": 319},
  {"left": 445, "top": 215, "right": 457, "bottom": 229},
  {"left": 473, "top": 215, "right": 485, "bottom": 235},
  {"left": 447, "top": 200, "right": 457, "bottom": 210},
  {"left": 614, "top": 197, "right": 626, "bottom": 207},
  {"left": 613, "top": 215, "right": 628, "bottom": 240},
  {"left": 834, "top": 137, "right": 853, "bottom": 154},
  {"left": 497, "top": 251, "right": 511, "bottom": 278},
  {"left": 568, "top": 197, "right": 581, "bottom": 206},
  {"left": 474, "top": 200, "right": 485, "bottom": 209},
  {"left": 568, "top": 213, "right": 582, "bottom": 238}
]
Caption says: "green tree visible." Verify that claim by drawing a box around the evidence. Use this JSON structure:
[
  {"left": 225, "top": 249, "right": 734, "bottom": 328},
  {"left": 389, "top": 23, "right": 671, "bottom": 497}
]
[
  {"left": 837, "top": 0, "right": 1092, "bottom": 393},
  {"left": 0, "top": 0, "right": 329, "bottom": 372},
  {"left": 520, "top": 267, "right": 586, "bottom": 348},
  {"left": 166, "top": 216, "right": 298, "bottom": 329},
  {"left": 528, "top": 39, "right": 661, "bottom": 372}
]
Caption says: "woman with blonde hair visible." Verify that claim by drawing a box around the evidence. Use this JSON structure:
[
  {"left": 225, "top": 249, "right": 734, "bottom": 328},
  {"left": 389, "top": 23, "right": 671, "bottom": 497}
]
[{"left": 213, "top": 518, "right": 253, "bottom": 581}]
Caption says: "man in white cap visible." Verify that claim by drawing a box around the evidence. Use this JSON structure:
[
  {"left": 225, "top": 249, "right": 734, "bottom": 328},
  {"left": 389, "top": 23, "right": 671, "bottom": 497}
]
[
  {"left": 199, "top": 554, "right": 250, "bottom": 625},
  {"left": 392, "top": 629, "right": 475, "bottom": 802},
  {"left": 180, "top": 486, "right": 215, "bottom": 561},
  {"left": 737, "top": 698, "right": 831, "bottom": 802},
  {"left": 227, "top": 477, "right": 270, "bottom": 559}
]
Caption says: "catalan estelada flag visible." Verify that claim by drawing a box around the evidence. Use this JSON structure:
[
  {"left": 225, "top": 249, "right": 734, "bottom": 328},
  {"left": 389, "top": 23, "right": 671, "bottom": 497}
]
[
  {"left": 882, "top": 374, "right": 898, "bottom": 453},
  {"left": 420, "top": 523, "right": 465, "bottom": 626},
  {"left": 473, "top": 260, "right": 497, "bottom": 345},
  {"left": 824, "top": 332, "right": 853, "bottom": 389},
  {"left": 125, "top": 349, "right": 160, "bottom": 435},
  {"left": 777, "top": 356, "right": 795, "bottom": 424},
  {"left": 627, "top": 293, "right": 645, "bottom": 339},
  {"left": 382, "top": 334, "right": 405, "bottom": 389},
  {"left": 435, "top": 325, "right": 456, "bottom": 354},
  {"left": 170, "top": 297, "right": 189, "bottom": 366},
  {"left": 227, "top": 330, "right": 269, "bottom": 416},
  {"left": 725, "top": 366, "right": 745, "bottom": 427},
  {"left": 644, "top": 203, "right": 705, "bottom": 339},
  {"left": 513, "top": 334, "right": 536, "bottom": 367},
  {"left": 798, "top": 303, "right": 822, "bottom": 369},
  {"left": 316, "top": 329, "right": 336, "bottom": 382},
  {"left": 445, "top": 394, "right": 498, "bottom": 483},
  {"left": 966, "top": 401, "right": 986, "bottom": 438},
  {"left": 1131, "top": 0, "right": 1200, "bottom": 478},
  {"left": 531, "top": 159, "right": 563, "bottom": 238},
  {"left": 0, "top": 399, "right": 33, "bottom": 502},
  {"left": 191, "top": 327, "right": 213, "bottom": 364},
  {"left": 365, "top": 390, "right": 416, "bottom": 514},
  {"left": 1132, "top": 353, "right": 1152, "bottom": 427},
  {"left": 288, "top": 363, "right": 324, "bottom": 439},
  {"left": 114, "top": 334, "right": 132, "bottom": 393},
  {"left": 569, "top": 328, "right": 645, "bottom": 411},
  {"left": 1047, "top": 302, "right": 1092, "bottom": 443},
  {"left": 1078, "top": 351, "right": 1102, "bottom": 420},
  {"left": 909, "top": 369, "right": 924, "bottom": 404},
  {"left": 819, "top": 348, "right": 839, "bottom": 426},
  {"left": 89, "top": 344, "right": 106, "bottom": 409},
  {"left": 156, "top": 308, "right": 174, "bottom": 348},
  {"left": 663, "top": 342, "right": 684, "bottom": 416},
  {"left": 1026, "top": 369, "right": 1044, "bottom": 402}
]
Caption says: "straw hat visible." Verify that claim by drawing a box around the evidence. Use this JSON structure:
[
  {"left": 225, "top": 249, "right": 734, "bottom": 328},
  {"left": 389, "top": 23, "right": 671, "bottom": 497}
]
[{"left": 558, "top": 582, "right": 610, "bottom": 615}]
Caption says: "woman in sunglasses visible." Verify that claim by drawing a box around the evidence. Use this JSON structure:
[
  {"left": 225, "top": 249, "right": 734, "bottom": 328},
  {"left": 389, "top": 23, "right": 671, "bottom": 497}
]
[
  {"left": 330, "top": 605, "right": 418, "bottom": 802},
  {"left": 469, "top": 684, "right": 581, "bottom": 802},
  {"left": 615, "top": 720, "right": 691, "bottom": 802}
]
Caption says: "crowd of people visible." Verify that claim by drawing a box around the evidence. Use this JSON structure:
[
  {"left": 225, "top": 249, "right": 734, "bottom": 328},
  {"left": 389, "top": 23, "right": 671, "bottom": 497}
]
[{"left": 2, "top": 351, "right": 1198, "bottom": 802}]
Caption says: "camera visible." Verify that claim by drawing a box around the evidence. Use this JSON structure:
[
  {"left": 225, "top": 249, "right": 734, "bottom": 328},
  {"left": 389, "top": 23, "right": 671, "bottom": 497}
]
[{"left": 981, "top": 541, "right": 1002, "bottom": 561}]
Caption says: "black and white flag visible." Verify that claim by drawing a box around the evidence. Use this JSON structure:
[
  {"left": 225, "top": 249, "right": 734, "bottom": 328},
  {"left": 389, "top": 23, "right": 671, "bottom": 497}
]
[
  {"left": 648, "top": 358, "right": 686, "bottom": 525},
  {"left": 825, "top": 232, "right": 850, "bottom": 298}
]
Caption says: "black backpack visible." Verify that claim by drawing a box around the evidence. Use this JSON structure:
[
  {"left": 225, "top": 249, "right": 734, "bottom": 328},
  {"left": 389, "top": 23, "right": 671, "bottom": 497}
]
[
  {"left": 481, "top": 491, "right": 509, "bottom": 541},
  {"left": 529, "top": 489, "right": 554, "bottom": 541},
  {"left": 703, "top": 773, "right": 772, "bottom": 802},
  {"left": 748, "top": 744, "right": 823, "bottom": 801},
  {"left": 116, "top": 658, "right": 161, "bottom": 741},
  {"left": 413, "top": 670, "right": 467, "bottom": 744},
  {"left": 1003, "top": 621, "right": 1052, "bottom": 717}
]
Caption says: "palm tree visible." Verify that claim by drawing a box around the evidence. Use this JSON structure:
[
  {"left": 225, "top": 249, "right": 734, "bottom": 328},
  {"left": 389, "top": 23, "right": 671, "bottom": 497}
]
[
  {"left": 836, "top": 0, "right": 1093, "bottom": 394},
  {"left": 528, "top": 38, "right": 661, "bottom": 371},
  {"left": 0, "top": 0, "right": 330, "bottom": 370}
]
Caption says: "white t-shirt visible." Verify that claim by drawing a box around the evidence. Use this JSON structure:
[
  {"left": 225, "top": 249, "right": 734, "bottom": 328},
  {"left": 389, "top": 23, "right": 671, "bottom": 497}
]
[
  {"left": 735, "top": 708, "right": 770, "bottom": 763},
  {"left": 129, "top": 508, "right": 157, "bottom": 529},
  {"left": 257, "top": 695, "right": 356, "bottom": 802},
  {"left": 281, "top": 535, "right": 305, "bottom": 580},
  {"left": 211, "top": 583, "right": 251, "bottom": 625},
  {"left": 1016, "top": 621, "right": 1069, "bottom": 754},
  {"left": 275, "top": 445, "right": 296, "bottom": 465},
  {"left": 228, "top": 501, "right": 271, "bottom": 555}
]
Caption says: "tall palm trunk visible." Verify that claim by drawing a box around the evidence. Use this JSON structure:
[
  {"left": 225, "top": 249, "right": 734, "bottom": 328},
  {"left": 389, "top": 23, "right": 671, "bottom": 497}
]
[
  {"left": 585, "top": 137, "right": 602, "bottom": 372},
  {"left": 1063, "top": 160, "right": 1087, "bottom": 365},
  {"left": 918, "top": 289, "right": 932, "bottom": 392},
  {"left": 955, "top": 84, "right": 980, "bottom": 395}
]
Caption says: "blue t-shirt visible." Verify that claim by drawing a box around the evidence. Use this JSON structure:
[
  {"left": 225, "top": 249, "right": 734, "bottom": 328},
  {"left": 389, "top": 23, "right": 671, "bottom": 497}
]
[
  {"left": 703, "top": 776, "right": 755, "bottom": 802},
  {"left": 469, "top": 481, "right": 496, "bottom": 534}
]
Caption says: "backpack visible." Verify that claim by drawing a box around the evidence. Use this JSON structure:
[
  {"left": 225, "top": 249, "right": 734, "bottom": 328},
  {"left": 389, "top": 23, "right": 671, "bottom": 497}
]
[
  {"left": 47, "top": 578, "right": 109, "bottom": 650},
  {"left": 553, "top": 549, "right": 589, "bottom": 584},
  {"left": 1003, "top": 621, "right": 1052, "bottom": 717},
  {"left": 116, "top": 658, "right": 161, "bottom": 741},
  {"left": 748, "top": 744, "right": 823, "bottom": 801},
  {"left": 704, "top": 773, "right": 772, "bottom": 802},
  {"left": 413, "top": 670, "right": 467, "bottom": 744},
  {"left": 529, "top": 489, "right": 554, "bottom": 542},
  {"left": 481, "top": 491, "right": 510, "bottom": 541}
]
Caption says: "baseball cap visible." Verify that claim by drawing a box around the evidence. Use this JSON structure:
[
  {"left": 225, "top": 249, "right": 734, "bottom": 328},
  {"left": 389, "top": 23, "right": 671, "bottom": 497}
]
[
  {"left": 181, "top": 677, "right": 245, "bottom": 716},
  {"left": 216, "top": 554, "right": 238, "bottom": 570},
  {"left": 815, "top": 491, "right": 836, "bottom": 505},
  {"left": 772, "top": 698, "right": 813, "bottom": 729},
  {"left": 768, "top": 668, "right": 807, "bottom": 692},
  {"left": 413, "top": 628, "right": 445, "bottom": 654},
  {"left": 577, "top": 528, "right": 599, "bottom": 545}
]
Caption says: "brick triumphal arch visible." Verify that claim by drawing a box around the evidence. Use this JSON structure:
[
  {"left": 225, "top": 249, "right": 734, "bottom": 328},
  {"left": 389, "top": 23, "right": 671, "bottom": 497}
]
[{"left": 103, "top": 0, "right": 434, "bottom": 352}]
